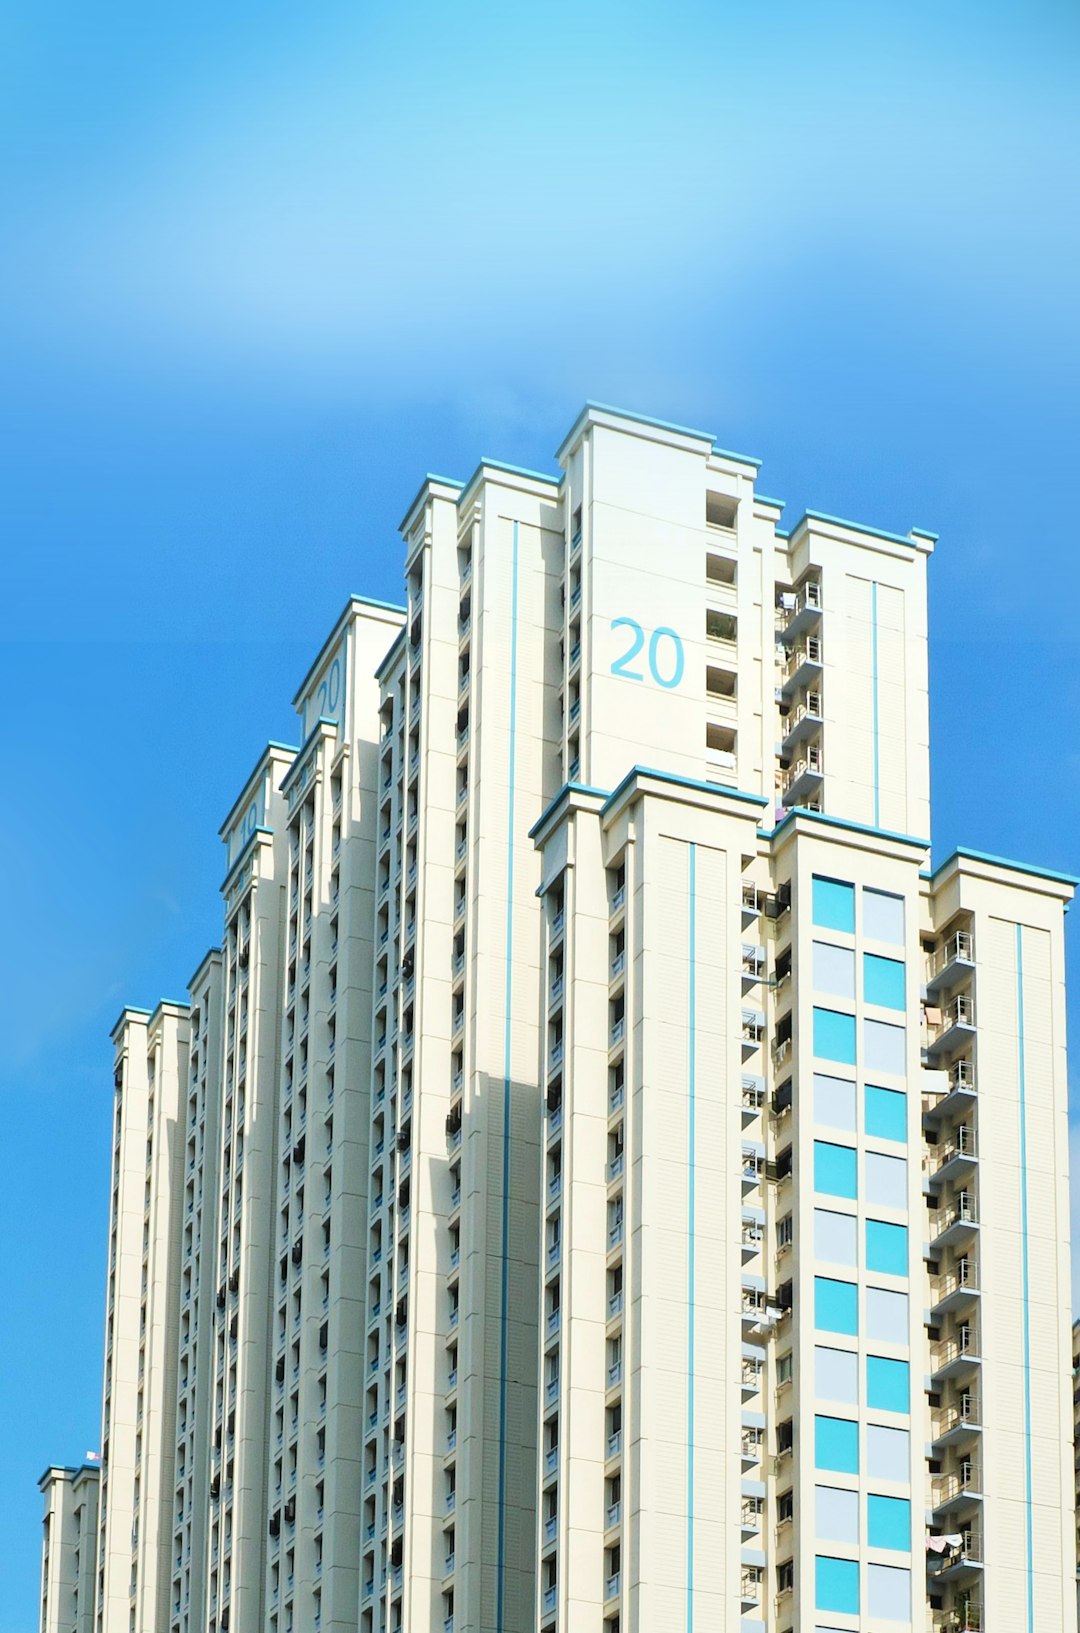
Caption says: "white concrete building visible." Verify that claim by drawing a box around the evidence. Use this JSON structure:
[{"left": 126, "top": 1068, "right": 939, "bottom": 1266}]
[
  {"left": 38, "top": 403, "right": 1076, "bottom": 1633},
  {"left": 39, "top": 1462, "right": 100, "bottom": 1633}
]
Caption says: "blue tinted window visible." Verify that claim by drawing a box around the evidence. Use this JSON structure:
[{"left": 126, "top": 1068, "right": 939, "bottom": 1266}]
[
  {"left": 864, "top": 953, "right": 906, "bottom": 1010},
  {"left": 814, "top": 1007, "right": 857, "bottom": 1065},
  {"left": 865, "top": 1084, "right": 906, "bottom": 1143},
  {"left": 815, "top": 1414, "right": 859, "bottom": 1475},
  {"left": 815, "top": 1554, "right": 859, "bottom": 1615},
  {"left": 866, "top": 1355, "right": 909, "bottom": 1414},
  {"left": 867, "top": 1494, "right": 911, "bottom": 1552},
  {"left": 866, "top": 1220, "right": 908, "bottom": 1277},
  {"left": 813, "top": 876, "right": 855, "bottom": 934},
  {"left": 815, "top": 1276, "right": 858, "bottom": 1336},
  {"left": 814, "top": 1140, "right": 857, "bottom": 1200}
]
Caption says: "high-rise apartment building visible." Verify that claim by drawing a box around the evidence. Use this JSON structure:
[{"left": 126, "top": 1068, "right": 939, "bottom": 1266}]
[
  {"left": 38, "top": 403, "right": 1076, "bottom": 1633},
  {"left": 38, "top": 1462, "right": 100, "bottom": 1633}
]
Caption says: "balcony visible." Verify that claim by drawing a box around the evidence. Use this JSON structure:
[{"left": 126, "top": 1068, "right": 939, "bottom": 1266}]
[
  {"left": 780, "top": 693, "right": 823, "bottom": 755},
  {"left": 741, "top": 943, "right": 766, "bottom": 984},
  {"left": 924, "top": 1058, "right": 977, "bottom": 1125},
  {"left": 928, "top": 1527, "right": 983, "bottom": 1587},
  {"left": 778, "top": 580, "right": 822, "bottom": 641},
  {"left": 926, "top": 1125, "right": 978, "bottom": 1187},
  {"left": 932, "top": 1460, "right": 983, "bottom": 1519},
  {"left": 741, "top": 1357, "right": 762, "bottom": 1394},
  {"left": 926, "top": 994, "right": 977, "bottom": 1062},
  {"left": 930, "top": 1192, "right": 978, "bottom": 1249},
  {"left": 741, "top": 1009, "right": 765, "bottom": 1052},
  {"left": 926, "top": 931, "right": 976, "bottom": 998},
  {"left": 741, "top": 1074, "right": 765, "bottom": 1116},
  {"left": 781, "top": 746, "right": 824, "bottom": 807},
  {"left": 931, "top": 1391, "right": 982, "bottom": 1451},
  {"left": 780, "top": 635, "right": 822, "bottom": 697},
  {"left": 930, "top": 1330, "right": 981, "bottom": 1383},
  {"left": 929, "top": 1259, "right": 980, "bottom": 1318},
  {"left": 741, "top": 881, "right": 765, "bottom": 919}
]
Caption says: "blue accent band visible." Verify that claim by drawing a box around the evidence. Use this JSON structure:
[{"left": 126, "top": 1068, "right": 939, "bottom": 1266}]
[
  {"left": 686, "top": 844, "right": 697, "bottom": 1630},
  {"left": 871, "top": 580, "right": 881, "bottom": 827},
  {"left": 495, "top": 519, "right": 521, "bottom": 1632},
  {"left": 1016, "top": 923, "right": 1034, "bottom": 1632}
]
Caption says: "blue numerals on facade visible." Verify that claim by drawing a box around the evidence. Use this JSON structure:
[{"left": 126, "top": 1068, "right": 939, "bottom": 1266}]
[
  {"left": 316, "top": 657, "right": 342, "bottom": 721},
  {"left": 610, "top": 618, "right": 685, "bottom": 689}
]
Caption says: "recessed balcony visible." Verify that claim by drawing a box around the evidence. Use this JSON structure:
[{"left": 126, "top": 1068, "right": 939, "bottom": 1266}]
[
  {"left": 926, "top": 931, "right": 976, "bottom": 999},
  {"left": 930, "top": 1191, "right": 978, "bottom": 1249},
  {"left": 931, "top": 1390, "right": 982, "bottom": 1452},
  {"left": 926, "top": 995, "right": 976, "bottom": 1062},
  {"left": 929, "top": 1259, "right": 980, "bottom": 1319},
  {"left": 931, "top": 1460, "right": 983, "bottom": 1521},
  {"left": 925, "top": 1125, "right": 977, "bottom": 1189},
  {"left": 777, "top": 580, "right": 822, "bottom": 641},
  {"left": 780, "top": 693, "right": 823, "bottom": 755},
  {"left": 779, "top": 635, "right": 822, "bottom": 698},
  {"left": 928, "top": 1526, "right": 983, "bottom": 1589},
  {"left": 781, "top": 747, "right": 824, "bottom": 807}
]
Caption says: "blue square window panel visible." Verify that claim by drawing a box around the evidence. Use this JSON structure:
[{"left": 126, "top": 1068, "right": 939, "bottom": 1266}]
[
  {"left": 865, "top": 1084, "right": 906, "bottom": 1143},
  {"left": 866, "top": 1355, "right": 909, "bottom": 1414},
  {"left": 815, "top": 1414, "right": 859, "bottom": 1475},
  {"left": 867, "top": 1494, "right": 911, "bottom": 1552},
  {"left": 814, "top": 1140, "right": 857, "bottom": 1200},
  {"left": 815, "top": 1276, "right": 858, "bottom": 1336},
  {"left": 815, "top": 1554, "right": 859, "bottom": 1615},
  {"left": 864, "top": 953, "right": 906, "bottom": 1010},
  {"left": 865, "top": 1219, "right": 908, "bottom": 1277},
  {"left": 814, "top": 1007, "right": 857, "bottom": 1066},
  {"left": 813, "top": 876, "right": 855, "bottom": 935}
]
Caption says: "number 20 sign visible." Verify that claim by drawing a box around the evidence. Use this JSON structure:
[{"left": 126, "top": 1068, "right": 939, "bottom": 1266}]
[{"left": 609, "top": 618, "right": 685, "bottom": 689}]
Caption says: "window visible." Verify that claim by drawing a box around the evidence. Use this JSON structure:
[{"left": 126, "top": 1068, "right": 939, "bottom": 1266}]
[
  {"left": 777, "top": 1488, "right": 794, "bottom": 1523},
  {"left": 864, "top": 1018, "right": 906, "bottom": 1076},
  {"left": 866, "top": 1287, "right": 908, "bottom": 1345},
  {"left": 814, "top": 1209, "right": 857, "bottom": 1267},
  {"left": 815, "top": 1277, "right": 858, "bottom": 1336},
  {"left": 776, "top": 1352, "right": 793, "bottom": 1385},
  {"left": 863, "top": 888, "right": 905, "bottom": 944},
  {"left": 867, "top": 1356, "right": 909, "bottom": 1414},
  {"left": 776, "top": 1559, "right": 794, "bottom": 1593},
  {"left": 815, "top": 1346, "right": 858, "bottom": 1405},
  {"left": 813, "top": 877, "right": 855, "bottom": 935},
  {"left": 867, "top": 1494, "right": 911, "bottom": 1552},
  {"left": 864, "top": 1152, "right": 907, "bottom": 1210},
  {"left": 815, "top": 1485, "right": 859, "bottom": 1545},
  {"left": 814, "top": 1074, "right": 856, "bottom": 1133},
  {"left": 814, "top": 1415, "right": 858, "bottom": 1475},
  {"left": 813, "top": 943, "right": 856, "bottom": 1000},
  {"left": 865, "top": 1085, "right": 906, "bottom": 1143},
  {"left": 867, "top": 1563, "right": 911, "bottom": 1620},
  {"left": 814, "top": 1141, "right": 857, "bottom": 1201},
  {"left": 706, "top": 491, "right": 738, "bottom": 530},
  {"left": 813, "top": 1008, "right": 856, "bottom": 1066},
  {"left": 864, "top": 954, "right": 905, "bottom": 1010},
  {"left": 866, "top": 1424, "right": 909, "bottom": 1482},
  {"left": 866, "top": 1220, "right": 908, "bottom": 1277},
  {"left": 815, "top": 1555, "right": 859, "bottom": 1615},
  {"left": 777, "top": 1213, "right": 794, "bottom": 1248}
]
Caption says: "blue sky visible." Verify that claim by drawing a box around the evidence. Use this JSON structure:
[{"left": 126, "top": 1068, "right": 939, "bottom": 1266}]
[{"left": 2, "top": 0, "right": 1079, "bottom": 1617}]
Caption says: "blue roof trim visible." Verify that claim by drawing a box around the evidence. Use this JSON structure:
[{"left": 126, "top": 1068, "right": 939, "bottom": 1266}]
[
  {"left": 764, "top": 805, "right": 930, "bottom": 851},
  {"left": 711, "top": 443, "right": 763, "bottom": 469},
  {"left": 579, "top": 399, "right": 718, "bottom": 446},
  {"left": 528, "top": 780, "right": 611, "bottom": 840},
  {"left": 786, "top": 509, "right": 928, "bottom": 550},
  {"left": 754, "top": 494, "right": 786, "bottom": 510},
  {"left": 477, "top": 456, "right": 563, "bottom": 488},
  {"left": 930, "top": 846, "right": 1080, "bottom": 890},
  {"left": 910, "top": 528, "right": 939, "bottom": 543},
  {"left": 218, "top": 740, "right": 295, "bottom": 836},
  {"left": 603, "top": 765, "right": 770, "bottom": 814},
  {"left": 347, "top": 592, "right": 407, "bottom": 616}
]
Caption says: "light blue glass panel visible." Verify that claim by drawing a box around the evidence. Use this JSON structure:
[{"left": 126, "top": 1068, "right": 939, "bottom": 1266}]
[
  {"left": 815, "top": 1415, "right": 859, "bottom": 1474},
  {"left": 866, "top": 1287, "right": 909, "bottom": 1344},
  {"left": 815, "top": 1276, "right": 858, "bottom": 1336},
  {"left": 814, "top": 1208, "right": 858, "bottom": 1266},
  {"left": 814, "top": 1141, "right": 857, "bottom": 1200},
  {"left": 814, "top": 941, "right": 856, "bottom": 999},
  {"left": 815, "top": 1007, "right": 857, "bottom": 1065},
  {"left": 866, "top": 1220, "right": 908, "bottom": 1277},
  {"left": 863, "top": 887, "right": 905, "bottom": 944},
  {"left": 865, "top": 1084, "right": 906, "bottom": 1143},
  {"left": 813, "top": 876, "right": 855, "bottom": 934},
  {"left": 867, "top": 1563, "right": 912, "bottom": 1620},
  {"left": 866, "top": 1356, "right": 909, "bottom": 1414},
  {"left": 866, "top": 1424, "right": 909, "bottom": 1482},
  {"left": 864, "top": 953, "right": 906, "bottom": 1010},
  {"left": 815, "top": 1345, "right": 858, "bottom": 1405},
  {"left": 815, "top": 1555, "right": 859, "bottom": 1615},
  {"left": 868, "top": 1494, "right": 911, "bottom": 1552},
  {"left": 815, "top": 1073, "right": 857, "bottom": 1132},
  {"left": 816, "top": 1485, "right": 859, "bottom": 1544},
  {"left": 864, "top": 1017, "right": 906, "bottom": 1075},
  {"left": 864, "top": 1151, "right": 907, "bottom": 1209}
]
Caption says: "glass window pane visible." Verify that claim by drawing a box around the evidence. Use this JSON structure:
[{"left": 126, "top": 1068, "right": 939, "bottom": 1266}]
[
  {"left": 867, "top": 1562, "right": 912, "bottom": 1621},
  {"left": 865, "top": 1152, "right": 907, "bottom": 1209},
  {"left": 816, "top": 1485, "right": 859, "bottom": 1545},
  {"left": 815, "top": 1415, "right": 859, "bottom": 1474},
  {"left": 814, "top": 941, "right": 856, "bottom": 999},
  {"left": 866, "top": 1220, "right": 908, "bottom": 1277},
  {"left": 815, "top": 1209, "right": 858, "bottom": 1267},
  {"left": 866, "top": 1424, "right": 909, "bottom": 1482},
  {"left": 866, "top": 1356, "right": 909, "bottom": 1414},
  {"left": 815, "top": 1555, "right": 859, "bottom": 1615},
  {"left": 815, "top": 1074, "right": 857, "bottom": 1132},
  {"left": 864, "top": 1018, "right": 906, "bottom": 1075},
  {"left": 863, "top": 888, "right": 905, "bottom": 944},
  {"left": 865, "top": 1084, "right": 906, "bottom": 1143},
  {"left": 864, "top": 953, "right": 906, "bottom": 1010},
  {"left": 815, "top": 1008, "right": 857, "bottom": 1066},
  {"left": 815, "top": 1345, "right": 858, "bottom": 1405},
  {"left": 813, "top": 876, "right": 855, "bottom": 934},
  {"left": 866, "top": 1287, "right": 909, "bottom": 1344},
  {"left": 815, "top": 1276, "right": 858, "bottom": 1336},
  {"left": 867, "top": 1494, "right": 911, "bottom": 1552},
  {"left": 815, "top": 1141, "right": 857, "bottom": 1200}
]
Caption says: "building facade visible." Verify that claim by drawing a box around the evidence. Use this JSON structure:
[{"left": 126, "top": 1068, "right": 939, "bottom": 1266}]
[
  {"left": 38, "top": 403, "right": 1076, "bottom": 1633},
  {"left": 39, "top": 1463, "right": 100, "bottom": 1633}
]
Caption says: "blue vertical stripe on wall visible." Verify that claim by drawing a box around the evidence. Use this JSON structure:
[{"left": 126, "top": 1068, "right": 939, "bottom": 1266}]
[
  {"left": 1016, "top": 922, "right": 1035, "bottom": 1633},
  {"left": 495, "top": 519, "right": 521, "bottom": 1633},
  {"left": 686, "top": 843, "right": 697, "bottom": 1631},
  {"left": 870, "top": 580, "right": 881, "bottom": 827}
]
